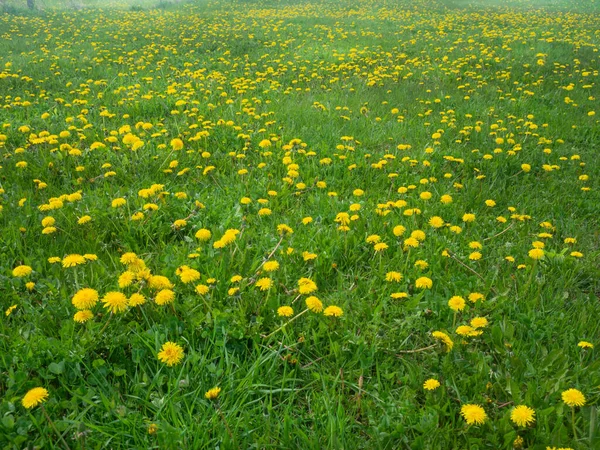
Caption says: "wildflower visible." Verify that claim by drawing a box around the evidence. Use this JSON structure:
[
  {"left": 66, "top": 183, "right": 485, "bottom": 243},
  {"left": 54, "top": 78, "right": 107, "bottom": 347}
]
[
  {"left": 129, "top": 293, "right": 146, "bottom": 307},
  {"left": 469, "top": 251, "right": 482, "bottom": 261},
  {"left": 277, "top": 306, "right": 294, "bottom": 317},
  {"left": 386, "top": 271, "right": 403, "bottom": 282},
  {"left": 12, "top": 265, "right": 32, "bottom": 277},
  {"left": 462, "top": 213, "right": 476, "bottom": 223},
  {"left": 5, "top": 305, "right": 17, "bottom": 316},
  {"left": 102, "top": 292, "right": 128, "bottom": 313},
  {"left": 155, "top": 289, "right": 175, "bottom": 305},
  {"left": 158, "top": 342, "right": 184, "bottom": 366},
  {"left": 429, "top": 216, "right": 444, "bottom": 228},
  {"left": 432, "top": 331, "right": 454, "bottom": 351},
  {"left": 305, "top": 296, "right": 323, "bottom": 312},
  {"left": 460, "top": 404, "right": 487, "bottom": 425},
  {"left": 423, "top": 379, "right": 440, "bottom": 391},
  {"left": 391, "top": 292, "right": 409, "bottom": 299},
  {"left": 112, "top": 198, "right": 126, "bottom": 208},
  {"left": 448, "top": 296, "right": 466, "bottom": 311},
  {"left": 561, "top": 389, "right": 586, "bottom": 407},
  {"left": 205, "top": 387, "right": 221, "bottom": 400},
  {"left": 372, "top": 241, "right": 388, "bottom": 252},
  {"left": 148, "top": 424, "right": 158, "bottom": 435},
  {"left": 577, "top": 341, "right": 593, "bottom": 349},
  {"left": 468, "top": 292, "right": 484, "bottom": 303},
  {"left": 256, "top": 277, "right": 272, "bottom": 291},
  {"left": 173, "top": 219, "right": 187, "bottom": 229},
  {"left": 366, "top": 234, "right": 381, "bottom": 244},
  {"left": 21, "top": 387, "right": 49, "bottom": 409},
  {"left": 148, "top": 275, "right": 174, "bottom": 290},
  {"left": 179, "top": 268, "right": 200, "bottom": 284},
  {"left": 298, "top": 277, "right": 317, "bottom": 294},
  {"left": 471, "top": 317, "right": 489, "bottom": 329},
  {"left": 72, "top": 288, "right": 99, "bottom": 310},
  {"left": 511, "top": 405, "right": 536, "bottom": 427},
  {"left": 195, "top": 284, "right": 210, "bottom": 295},
  {"left": 73, "top": 310, "right": 94, "bottom": 323},
  {"left": 415, "top": 277, "right": 433, "bottom": 289},
  {"left": 323, "top": 305, "right": 343, "bottom": 317},
  {"left": 62, "top": 254, "right": 86, "bottom": 268},
  {"left": 414, "top": 260, "right": 428, "bottom": 269},
  {"left": 118, "top": 271, "right": 135, "bottom": 288},
  {"left": 440, "top": 194, "right": 453, "bottom": 204},
  {"left": 393, "top": 225, "right": 406, "bottom": 236},
  {"left": 78, "top": 215, "right": 92, "bottom": 225},
  {"left": 528, "top": 248, "right": 545, "bottom": 260},
  {"left": 263, "top": 260, "right": 279, "bottom": 272}
]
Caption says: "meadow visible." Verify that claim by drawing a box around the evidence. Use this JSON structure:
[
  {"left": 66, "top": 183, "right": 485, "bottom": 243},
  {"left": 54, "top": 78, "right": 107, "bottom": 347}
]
[{"left": 0, "top": 0, "right": 599, "bottom": 448}]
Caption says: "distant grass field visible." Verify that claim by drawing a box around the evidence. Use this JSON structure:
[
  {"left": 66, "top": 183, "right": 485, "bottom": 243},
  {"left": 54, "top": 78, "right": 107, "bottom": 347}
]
[{"left": 0, "top": 0, "right": 599, "bottom": 448}]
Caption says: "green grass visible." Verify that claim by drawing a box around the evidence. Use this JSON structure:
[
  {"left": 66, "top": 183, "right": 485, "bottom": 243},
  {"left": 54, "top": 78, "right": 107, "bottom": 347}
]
[{"left": 0, "top": 0, "right": 599, "bottom": 448}]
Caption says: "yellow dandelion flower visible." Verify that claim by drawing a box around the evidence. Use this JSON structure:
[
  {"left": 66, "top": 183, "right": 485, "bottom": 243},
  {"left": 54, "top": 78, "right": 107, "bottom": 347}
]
[
  {"left": 72, "top": 288, "right": 99, "bottom": 310},
  {"left": 323, "top": 305, "right": 343, "bottom": 317},
  {"left": 561, "top": 389, "right": 586, "bottom": 407},
  {"left": 511, "top": 405, "right": 536, "bottom": 427},
  {"left": 461, "top": 404, "right": 487, "bottom": 425},
  {"left": 423, "top": 379, "right": 440, "bottom": 391},
  {"left": 21, "top": 387, "right": 49, "bottom": 409},
  {"left": 205, "top": 386, "right": 221, "bottom": 400},
  {"left": 102, "top": 292, "right": 128, "bottom": 313},
  {"left": 158, "top": 341, "right": 184, "bottom": 366},
  {"left": 277, "top": 306, "right": 294, "bottom": 317}
]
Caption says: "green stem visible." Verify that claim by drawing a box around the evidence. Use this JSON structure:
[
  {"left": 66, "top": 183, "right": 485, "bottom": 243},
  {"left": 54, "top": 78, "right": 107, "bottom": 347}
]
[
  {"left": 263, "top": 308, "right": 308, "bottom": 339},
  {"left": 572, "top": 407, "right": 577, "bottom": 440}
]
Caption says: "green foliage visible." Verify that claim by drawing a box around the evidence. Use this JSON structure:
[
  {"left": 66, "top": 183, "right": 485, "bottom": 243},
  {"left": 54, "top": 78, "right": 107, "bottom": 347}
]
[{"left": 0, "top": 0, "right": 599, "bottom": 448}]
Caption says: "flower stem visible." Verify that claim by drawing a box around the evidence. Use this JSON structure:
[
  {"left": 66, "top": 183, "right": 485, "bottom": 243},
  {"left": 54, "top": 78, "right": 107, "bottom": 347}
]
[
  {"left": 41, "top": 405, "right": 71, "bottom": 450},
  {"left": 263, "top": 308, "right": 308, "bottom": 339}
]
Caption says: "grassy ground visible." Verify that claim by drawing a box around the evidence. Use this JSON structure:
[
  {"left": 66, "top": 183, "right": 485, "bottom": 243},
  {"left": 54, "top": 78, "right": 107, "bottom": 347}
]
[{"left": 0, "top": 0, "right": 599, "bottom": 448}]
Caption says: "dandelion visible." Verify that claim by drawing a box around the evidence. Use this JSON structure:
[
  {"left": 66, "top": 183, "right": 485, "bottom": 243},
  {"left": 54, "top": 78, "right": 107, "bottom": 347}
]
[
  {"left": 129, "top": 293, "right": 146, "bottom": 307},
  {"left": 511, "top": 405, "right": 536, "bottom": 427},
  {"left": 21, "top": 387, "right": 49, "bottom": 409},
  {"left": 277, "top": 306, "right": 294, "bottom": 317},
  {"left": 528, "top": 248, "right": 545, "bottom": 260},
  {"left": 323, "top": 305, "right": 343, "bottom": 317},
  {"left": 460, "top": 404, "right": 487, "bottom": 425},
  {"left": 62, "top": 254, "right": 86, "bottom": 268},
  {"left": 305, "top": 296, "right": 323, "bottom": 313},
  {"left": 561, "top": 389, "right": 585, "bottom": 407},
  {"left": 155, "top": 289, "right": 175, "bottom": 305},
  {"left": 374, "top": 242, "right": 388, "bottom": 252},
  {"left": 577, "top": 341, "right": 593, "bottom": 349},
  {"left": 157, "top": 342, "right": 184, "bottom": 366},
  {"left": 72, "top": 288, "right": 99, "bottom": 310},
  {"left": 179, "top": 268, "right": 200, "bottom": 284},
  {"left": 102, "top": 292, "right": 128, "bottom": 313},
  {"left": 423, "top": 379, "right": 440, "bottom": 390},
  {"left": 73, "top": 310, "right": 94, "bottom": 323},
  {"left": 256, "top": 277, "right": 273, "bottom": 291},
  {"left": 432, "top": 331, "right": 454, "bottom": 352},
  {"left": 205, "top": 386, "right": 221, "bottom": 400},
  {"left": 386, "top": 271, "right": 402, "bottom": 282},
  {"left": 415, "top": 277, "right": 433, "bottom": 289},
  {"left": 298, "top": 277, "right": 317, "bottom": 294},
  {"left": 12, "top": 265, "right": 32, "bottom": 277},
  {"left": 263, "top": 260, "right": 279, "bottom": 272},
  {"left": 195, "top": 284, "right": 210, "bottom": 295},
  {"left": 448, "top": 296, "right": 466, "bottom": 311},
  {"left": 429, "top": 216, "right": 444, "bottom": 228}
]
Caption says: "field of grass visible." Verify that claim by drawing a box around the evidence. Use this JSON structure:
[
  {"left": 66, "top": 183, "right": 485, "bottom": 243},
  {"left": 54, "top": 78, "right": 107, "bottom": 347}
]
[{"left": 0, "top": 0, "right": 599, "bottom": 448}]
